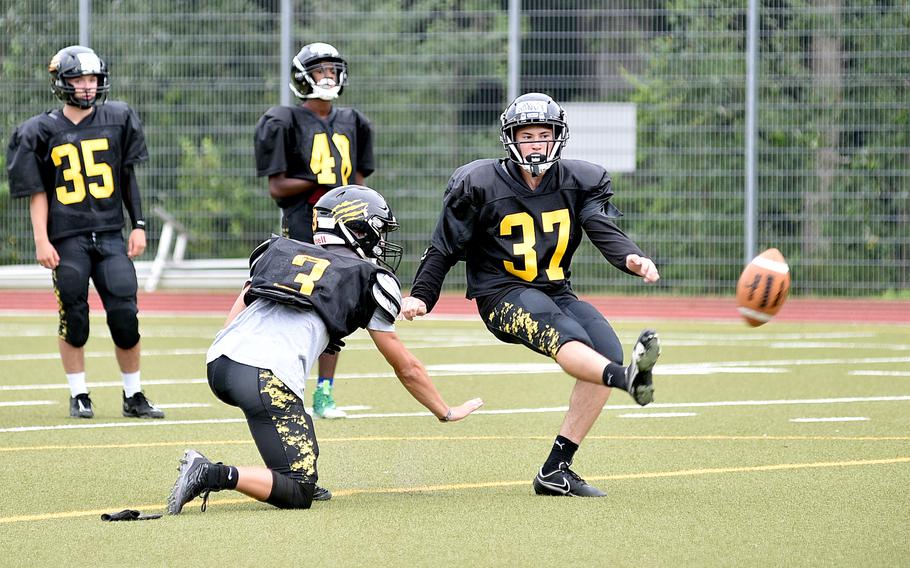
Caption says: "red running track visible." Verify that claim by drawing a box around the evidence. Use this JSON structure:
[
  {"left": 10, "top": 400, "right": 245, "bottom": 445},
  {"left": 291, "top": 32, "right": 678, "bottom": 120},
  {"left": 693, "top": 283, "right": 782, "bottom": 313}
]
[{"left": 0, "top": 290, "right": 908, "bottom": 323}]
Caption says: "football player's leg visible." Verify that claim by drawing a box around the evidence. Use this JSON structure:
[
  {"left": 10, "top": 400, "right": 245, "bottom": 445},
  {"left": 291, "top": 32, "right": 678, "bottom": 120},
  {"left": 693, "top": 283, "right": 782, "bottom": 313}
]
[
  {"left": 53, "top": 237, "right": 94, "bottom": 417},
  {"left": 54, "top": 238, "right": 92, "bottom": 353},
  {"left": 171, "top": 360, "right": 314, "bottom": 515},
  {"left": 561, "top": 297, "right": 660, "bottom": 405},
  {"left": 93, "top": 234, "right": 165, "bottom": 417},
  {"left": 93, "top": 235, "right": 140, "bottom": 352},
  {"left": 253, "top": 369, "right": 320, "bottom": 508},
  {"left": 560, "top": 298, "right": 624, "bottom": 362},
  {"left": 480, "top": 290, "right": 608, "bottom": 496},
  {"left": 481, "top": 287, "right": 593, "bottom": 360},
  {"left": 314, "top": 352, "right": 346, "bottom": 419},
  {"left": 533, "top": 381, "right": 608, "bottom": 497}
]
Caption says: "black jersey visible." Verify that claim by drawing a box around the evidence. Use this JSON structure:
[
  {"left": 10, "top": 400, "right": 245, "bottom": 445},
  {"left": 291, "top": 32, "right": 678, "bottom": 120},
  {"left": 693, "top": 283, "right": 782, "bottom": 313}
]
[
  {"left": 417, "top": 158, "right": 640, "bottom": 302},
  {"left": 6, "top": 102, "right": 148, "bottom": 242},
  {"left": 254, "top": 105, "right": 374, "bottom": 208},
  {"left": 244, "top": 237, "right": 401, "bottom": 343}
]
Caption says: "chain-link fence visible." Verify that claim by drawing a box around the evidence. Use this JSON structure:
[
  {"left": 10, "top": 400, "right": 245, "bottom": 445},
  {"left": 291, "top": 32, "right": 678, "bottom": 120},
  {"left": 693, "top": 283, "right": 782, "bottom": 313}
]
[{"left": 2, "top": 1, "right": 908, "bottom": 297}]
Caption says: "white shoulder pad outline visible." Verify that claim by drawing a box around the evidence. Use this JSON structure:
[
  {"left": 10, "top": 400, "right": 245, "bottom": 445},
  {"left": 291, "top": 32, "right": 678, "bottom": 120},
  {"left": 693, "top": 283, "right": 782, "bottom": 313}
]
[
  {"left": 249, "top": 236, "right": 278, "bottom": 271},
  {"left": 372, "top": 272, "right": 402, "bottom": 324}
]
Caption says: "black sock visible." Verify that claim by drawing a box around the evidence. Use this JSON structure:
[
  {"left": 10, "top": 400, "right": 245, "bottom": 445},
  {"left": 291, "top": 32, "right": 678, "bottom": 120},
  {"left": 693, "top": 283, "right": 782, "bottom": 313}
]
[
  {"left": 543, "top": 435, "right": 578, "bottom": 473},
  {"left": 207, "top": 463, "right": 239, "bottom": 491},
  {"left": 603, "top": 362, "right": 628, "bottom": 390}
]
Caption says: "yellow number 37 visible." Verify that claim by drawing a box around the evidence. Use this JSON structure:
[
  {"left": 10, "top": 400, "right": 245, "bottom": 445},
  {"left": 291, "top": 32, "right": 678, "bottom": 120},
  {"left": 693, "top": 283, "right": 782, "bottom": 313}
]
[{"left": 500, "top": 209, "right": 571, "bottom": 282}]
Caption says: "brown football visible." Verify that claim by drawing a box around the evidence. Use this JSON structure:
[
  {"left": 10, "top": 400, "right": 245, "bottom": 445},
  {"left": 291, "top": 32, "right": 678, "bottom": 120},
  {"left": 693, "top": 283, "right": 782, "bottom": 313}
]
[{"left": 736, "top": 248, "right": 790, "bottom": 327}]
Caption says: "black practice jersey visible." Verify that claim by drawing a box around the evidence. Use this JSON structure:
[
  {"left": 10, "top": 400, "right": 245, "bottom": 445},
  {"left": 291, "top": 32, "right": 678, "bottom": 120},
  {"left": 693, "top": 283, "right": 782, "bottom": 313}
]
[
  {"left": 244, "top": 237, "right": 401, "bottom": 343},
  {"left": 6, "top": 102, "right": 148, "bottom": 242},
  {"left": 254, "top": 105, "right": 374, "bottom": 208},
  {"left": 412, "top": 158, "right": 644, "bottom": 306}
]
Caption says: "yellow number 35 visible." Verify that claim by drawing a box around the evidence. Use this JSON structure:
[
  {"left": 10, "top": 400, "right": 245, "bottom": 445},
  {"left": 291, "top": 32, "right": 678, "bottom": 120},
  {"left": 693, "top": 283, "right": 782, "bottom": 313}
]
[{"left": 51, "top": 139, "right": 114, "bottom": 205}]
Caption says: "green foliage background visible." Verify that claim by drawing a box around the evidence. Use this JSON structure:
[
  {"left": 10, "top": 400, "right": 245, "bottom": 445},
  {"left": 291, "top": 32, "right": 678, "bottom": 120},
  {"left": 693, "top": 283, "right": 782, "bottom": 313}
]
[{"left": 2, "top": 1, "right": 908, "bottom": 296}]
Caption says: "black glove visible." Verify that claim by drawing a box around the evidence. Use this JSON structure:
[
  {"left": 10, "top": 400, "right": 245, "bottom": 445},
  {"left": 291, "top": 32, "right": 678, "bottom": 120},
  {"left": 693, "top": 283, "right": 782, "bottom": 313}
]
[
  {"left": 101, "top": 509, "right": 162, "bottom": 521},
  {"left": 323, "top": 337, "right": 346, "bottom": 355}
]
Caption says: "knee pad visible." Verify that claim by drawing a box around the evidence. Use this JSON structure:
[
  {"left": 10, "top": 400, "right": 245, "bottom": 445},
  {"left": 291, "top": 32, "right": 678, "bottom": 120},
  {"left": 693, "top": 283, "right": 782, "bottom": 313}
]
[
  {"left": 60, "top": 309, "right": 90, "bottom": 347},
  {"left": 265, "top": 471, "right": 314, "bottom": 509},
  {"left": 97, "top": 253, "right": 138, "bottom": 298},
  {"left": 106, "top": 308, "right": 140, "bottom": 349}
]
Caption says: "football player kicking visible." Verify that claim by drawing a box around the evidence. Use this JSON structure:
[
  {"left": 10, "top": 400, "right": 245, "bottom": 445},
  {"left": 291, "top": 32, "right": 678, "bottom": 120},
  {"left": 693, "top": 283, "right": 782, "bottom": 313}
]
[
  {"left": 6, "top": 46, "right": 163, "bottom": 419},
  {"left": 167, "top": 185, "right": 483, "bottom": 514},
  {"left": 401, "top": 93, "right": 661, "bottom": 497}
]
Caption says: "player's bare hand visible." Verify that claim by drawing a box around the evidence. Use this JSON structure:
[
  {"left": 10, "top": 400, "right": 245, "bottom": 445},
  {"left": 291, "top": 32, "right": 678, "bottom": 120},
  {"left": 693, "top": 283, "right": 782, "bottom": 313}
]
[
  {"left": 35, "top": 240, "right": 60, "bottom": 269},
  {"left": 442, "top": 398, "right": 484, "bottom": 422},
  {"left": 626, "top": 254, "right": 660, "bottom": 283},
  {"left": 128, "top": 229, "right": 147, "bottom": 259},
  {"left": 400, "top": 296, "right": 428, "bottom": 320}
]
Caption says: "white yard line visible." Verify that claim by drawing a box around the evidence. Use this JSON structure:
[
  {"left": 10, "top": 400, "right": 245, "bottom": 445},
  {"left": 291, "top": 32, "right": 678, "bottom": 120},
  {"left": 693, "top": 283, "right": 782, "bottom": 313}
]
[
  {"left": 3, "top": 352, "right": 910, "bottom": 391},
  {"left": 1, "top": 395, "right": 906, "bottom": 434},
  {"left": 618, "top": 412, "right": 699, "bottom": 418},
  {"left": 790, "top": 417, "right": 870, "bottom": 423},
  {"left": 848, "top": 370, "right": 910, "bottom": 377}
]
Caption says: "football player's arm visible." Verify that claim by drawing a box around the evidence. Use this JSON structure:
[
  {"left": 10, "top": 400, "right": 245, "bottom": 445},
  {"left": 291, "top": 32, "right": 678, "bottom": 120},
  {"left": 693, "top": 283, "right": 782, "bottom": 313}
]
[
  {"left": 402, "top": 178, "right": 475, "bottom": 319},
  {"left": 28, "top": 193, "right": 59, "bottom": 269},
  {"left": 224, "top": 282, "right": 251, "bottom": 327},
  {"left": 583, "top": 216, "right": 659, "bottom": 283},
  {"left": 402, "top": 246, "right": 458, "bottom": 319},
  {"left": 121, "top": 165, "right": 146, "bottom": 259},
  {"left": 355, "top": 112, "right": 375, "bottom": 180},
  {"left": 369, "top": 329, "right": 483, "bottom": 421},
  {"left": 267, "top": 172, "right": 325, "bottom": 201}
]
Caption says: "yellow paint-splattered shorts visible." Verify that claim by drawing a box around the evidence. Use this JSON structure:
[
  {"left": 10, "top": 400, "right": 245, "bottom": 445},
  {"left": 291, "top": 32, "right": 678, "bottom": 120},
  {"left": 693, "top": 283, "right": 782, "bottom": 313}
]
[
  {"left": 479, "top": 287, "right": 624, "bottom": 363},
  {"left": 207, "top": 355, "right": 319, "bottom": 485}
]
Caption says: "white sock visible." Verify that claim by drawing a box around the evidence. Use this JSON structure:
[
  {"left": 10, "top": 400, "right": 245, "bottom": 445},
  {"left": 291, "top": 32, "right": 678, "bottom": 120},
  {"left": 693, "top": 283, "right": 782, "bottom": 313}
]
[
  {"left": 122, "top": 371, "right": 142, "bottom": 397},
  {"left": 67, "top": 372, "right": 88, "bottom": 397}
]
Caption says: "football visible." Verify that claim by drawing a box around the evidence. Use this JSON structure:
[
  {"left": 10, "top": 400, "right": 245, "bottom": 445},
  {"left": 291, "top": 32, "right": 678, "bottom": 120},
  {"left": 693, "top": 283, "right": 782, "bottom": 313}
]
[{"left": 735, "top": 248, "right": 791, "bottom": 326}]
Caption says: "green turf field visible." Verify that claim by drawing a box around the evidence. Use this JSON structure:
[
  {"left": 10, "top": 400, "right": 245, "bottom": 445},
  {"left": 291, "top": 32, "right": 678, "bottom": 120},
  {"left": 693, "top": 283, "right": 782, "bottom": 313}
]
[{"left": 1, "top": 314, "right": 908, "bottom": 566}]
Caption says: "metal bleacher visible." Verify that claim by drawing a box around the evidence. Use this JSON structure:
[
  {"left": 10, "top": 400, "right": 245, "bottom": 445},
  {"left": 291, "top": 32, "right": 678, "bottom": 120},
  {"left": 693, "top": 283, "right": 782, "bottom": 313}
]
[{"left": 0, "top": 207, "right": 249, "bottom": 292}]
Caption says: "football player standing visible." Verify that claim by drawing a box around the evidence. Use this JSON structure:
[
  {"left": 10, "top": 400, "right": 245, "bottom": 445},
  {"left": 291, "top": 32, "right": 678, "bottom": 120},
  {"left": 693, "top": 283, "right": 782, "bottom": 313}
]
[
  {"left": 6, "top": 46, "right": 164, "bottom": 420},
  {"left": 401, "top": 93, "right": 661, "bottom": 497},
  {"left": 167, "top": 185, "right": 483, "bottom": 514},
  {"left": 254, "top": 42, "right": 375, "bottom": 419}
]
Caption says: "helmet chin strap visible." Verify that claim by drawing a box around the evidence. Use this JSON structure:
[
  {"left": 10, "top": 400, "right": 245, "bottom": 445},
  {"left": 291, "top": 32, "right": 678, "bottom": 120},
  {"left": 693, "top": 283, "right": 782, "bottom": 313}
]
[
  {"left": 336, "top": 222, "right": 370, "bottom": 261},
  {"left": 525, "top": 153, "right": 548, "bottom": 177},
  {"left": 306, "top": 78, "right": 340, "bottom": 100}
]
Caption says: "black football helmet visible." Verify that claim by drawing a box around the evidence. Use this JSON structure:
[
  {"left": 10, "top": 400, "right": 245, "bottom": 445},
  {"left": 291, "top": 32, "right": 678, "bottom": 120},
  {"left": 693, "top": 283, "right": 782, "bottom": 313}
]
[
  {"left": 500, "top": 93, "right": 569, "bottom": 176},
  {"left": 313, "top": 185, "right": 403, "bottom": 272},
  {"left": 48, "top": 46, "right": 110, "bottom": 109},
  {"left": 290, "top": 42, "right": 347, "bottom": 101}
]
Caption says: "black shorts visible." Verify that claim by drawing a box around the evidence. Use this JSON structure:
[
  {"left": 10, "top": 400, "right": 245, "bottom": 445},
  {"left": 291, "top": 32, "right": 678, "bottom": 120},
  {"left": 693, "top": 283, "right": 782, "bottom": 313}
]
[
  {"left": 52, "top": 231, "right": 138, "bottom": 342},
  {"left": 280, "top": 200, "right": 315, "bottom": 243},
  {"left": 477, "top": 287, "right": 624, "bottom": 363},
  {"left": 207, "top": 355, "right": 319, "bottom": 485}
]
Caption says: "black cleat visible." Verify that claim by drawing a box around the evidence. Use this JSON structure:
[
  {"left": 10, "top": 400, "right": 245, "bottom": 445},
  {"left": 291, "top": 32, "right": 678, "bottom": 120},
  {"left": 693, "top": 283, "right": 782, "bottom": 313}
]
[
  {"left": 123, "top": 391, "right": 165, "bottom": 419},
  {"left": 625, "top": 329, "right": 661, "bottom": 406},
  {"left": 313, "top": 485, "right": 332, "bottom": 501},
  {"left": 533, "top": 462, "right": 607, "bottom": 497},
  {"left": 167, "top": 449, "right": 213, "bottom": 515},
  {"left": 69, "top": 393, "right": 94, "bottom": 419}
]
